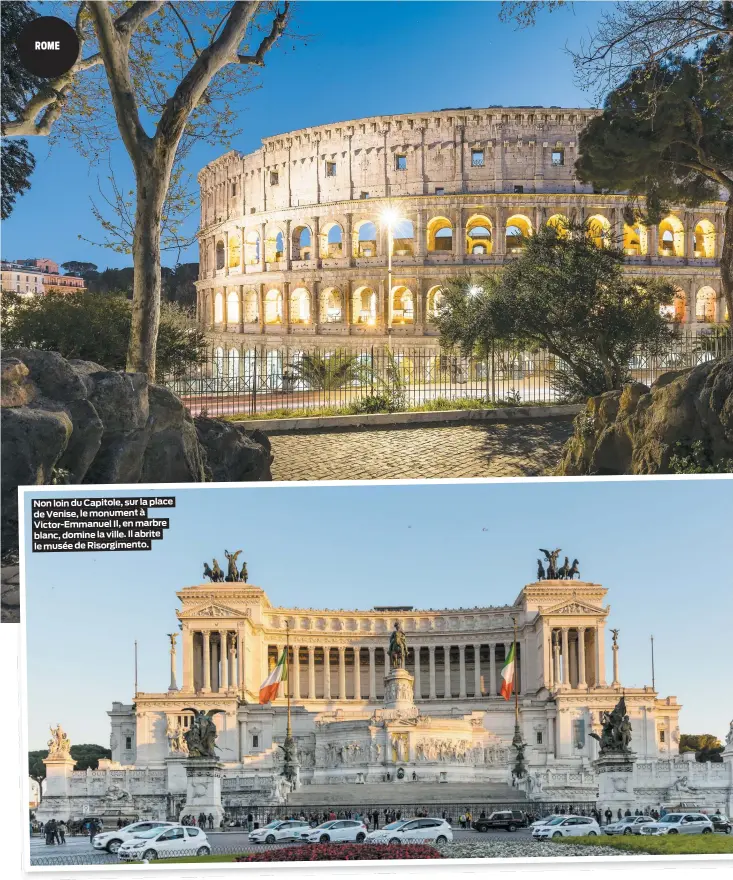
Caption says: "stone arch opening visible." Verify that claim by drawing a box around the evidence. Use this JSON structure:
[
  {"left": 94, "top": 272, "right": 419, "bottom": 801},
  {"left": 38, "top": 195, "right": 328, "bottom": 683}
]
[
  {"left": 427, "top": 217, "right": 453, "bottom": 252},
  {"left": 245, "top": 229, "right": 260, "bottom": 265},
  {"left": 265, "top": 288, "right": 283, "bottom": 324},
  {"left": 392, "top": 218, "right": 415, "bottom": 256},
  {"left": 320, "top": 287, "right": 343, "bottom": 323},
  {"left": 693, "top": 219, "right": 716, "bottom": 258},
  {"left": 426, "top": 285, "right": 445, "bottom": 320},
  {"left": 243, "top": 289, "right": 259, "bottom": 323},
  {"left": 547, "top": 214, "right": 570, "bottom": 238},
  {"left": 320, "top": 222, "right": 344, "bottom": 259},
  {"left": 352, "top": 285, "right": 377, "bottom": 325},
  {"left": 292, "top": 225, "right": 313, "bottom": 261},
  {"left": 587, "top": 214, "right": 611, "bottom": 248},
  {"left": 623, "top": 223, "right": 648, "bottom": 256},
  {"left": 354, "top": 220, "right": 377, "bottom": 258},
  {"left": 214, "top": 345, "right": 224, "bottom": 377},
  {"left": 228, "top": 235, "right": 241, "bottom": 269},
  {"left": 290, "top": 287, "right": 311, "bottom": 324},
  {"left": 214, "top": 291, "right": 224, "bottom": 323},
  {"left": 466, "top": 215, "right": 493, "bottom": 254},
  {"left": 695, "top": 286, "right": 717, "bottom": 323},
  {"left": 391, "top": 286, "right": 414, "bottom": 324},
  {"left": 659, "top": 215, "right": 684, "bottom": 256},
  {"left": 228, "top": 348, "right": 241, "bottom": 378},
  {"left": 659, "top": 287, "right": 686, "bottom": 323},
  {"left": 506, "top": 214, "right": 532, "bottom": 251},
  {"left": 264, "top": 227, "right": 284, "bottom": 263},
  {"left": 215, "top": 240, "right": 225, "bottom": 270},
  {"left": 226, "top": 290, "right": 239, "bottom": 324}
]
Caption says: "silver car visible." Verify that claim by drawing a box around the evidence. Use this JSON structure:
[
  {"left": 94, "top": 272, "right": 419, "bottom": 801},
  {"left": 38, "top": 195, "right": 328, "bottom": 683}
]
[
  {"left": 604, "top": 815, "right": 654, "bottom": 835},
  {"left": 639, "top": 813, "right": 714, "bottom": 836}
]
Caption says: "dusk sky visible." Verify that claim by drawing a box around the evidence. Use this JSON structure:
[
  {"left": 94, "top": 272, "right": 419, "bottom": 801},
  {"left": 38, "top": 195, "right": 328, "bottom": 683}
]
[
  {"left": 2, "top": 1, "right": 604, "bottom": 270},
  {"left": 23, "top": 478, "right": 733, "bottom": 749}
]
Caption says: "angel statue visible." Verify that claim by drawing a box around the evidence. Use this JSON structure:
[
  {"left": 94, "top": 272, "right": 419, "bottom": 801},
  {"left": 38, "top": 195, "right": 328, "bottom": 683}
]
[
  {"left": 47, "top": 724, "right": 71, "bottom": 756},
  {"left": 181, "top": 708, "right": 225, "bottom": 758},
  {"left": 224, "top": 549, "right": 243, "bottom": 582},
  {"left": 539, "top": 548, "right": 562, "bottom": 580},
  {"left": 725, "top": 720, "right": 733, "bottom": 750},
  {"left": 388, "top": 621, "right": 407, "bottom": 669}
]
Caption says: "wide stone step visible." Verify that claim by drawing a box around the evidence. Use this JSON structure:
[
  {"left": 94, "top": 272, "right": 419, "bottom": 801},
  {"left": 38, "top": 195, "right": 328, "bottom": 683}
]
[{"left": 287, "top": 781, "right": 527, "bottom": 806}]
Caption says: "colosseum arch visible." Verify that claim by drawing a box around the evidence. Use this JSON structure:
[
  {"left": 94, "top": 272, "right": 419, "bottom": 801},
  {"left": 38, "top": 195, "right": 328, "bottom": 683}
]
[
  {"left": 245, "top": 229, "right": 260, "bottom": 265},
  {"left": 264, "top": 225, "right": 285, "bottom": 263},
  {"left": 659, "top": 215, "right": 684, "bottom": 257},
  {"left": 466, "top": 215, "right": 492, "bottom": 254},
  {"left": 693, "top": 219, "right": 716, "bottom": 258},
  {"left": 354, "top": 220, "right": 378, "bottom": 258},
  {"left": 243, "top": 289, "right": 259, "bottom": 323},
  {"left": 265, "top": 288, "right": 283, "bottom": 324},
  {"left": 505, "top": 214, "right": 532, "bottom": 251},
  {"left": 623, "top": 222, "right": 648, "bottom": 256},
  {"left": 659, "top": 287, "right": 687, "bottom": 323},
  {"left": 320, "top": 287, "right": 343, "bottom": 322},
  {"left": 428, "top": 217, "right": 453, "bottom": 252},
  {"left": 292, "top": 224, "right": 313, "bottom": 261},
  {"left": 228, "top": 347, "right": 241, "bottom": 378},
  {"left": 547, "top": 214, "right": 570, "bottom": 238},
  {"left": 214, "top": 291, "right": 224, "bottom": 323},
  {"left": 426, "top": 285, "right": 445, "bottom": 319},
  {"left": 320, "top": 221, "right": 345, "bottom": 259},
  {"left": 352, "top": 285, "right": 377, "bottom": 325},
  {"left": 226, "top": 290, "right": 239, "bottom": 324},
  {"left": 228, "top": 234, "right": 241, "bottom": 269},
  {"left": 587, "top": 214, "right": 611, "bottom": 248},
  {"left": 695, "top": 286, "right": 717, "bottom": 323},
  {"left": 392, "top": 218, "right": 415, "bottom": 256},
  {"left": 290, "top": 287, "right": 311, "bottom": 324},
  {"left": 215, "top": 240, "right": 225, "bottom": 270},
  {"left": 391, "top": 286, "right": 415, "bottom": 324}
]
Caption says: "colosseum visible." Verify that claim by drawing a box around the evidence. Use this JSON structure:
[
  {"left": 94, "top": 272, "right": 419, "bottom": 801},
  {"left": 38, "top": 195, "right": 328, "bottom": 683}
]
[{"left": 196, "top": 106, "right": 726, "bottom": 350}]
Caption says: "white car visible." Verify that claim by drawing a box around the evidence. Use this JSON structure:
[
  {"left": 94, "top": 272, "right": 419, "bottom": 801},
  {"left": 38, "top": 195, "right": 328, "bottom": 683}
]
[
  {"left": 639, "top": 813, "right": 714, "bottom": 836},
  {"left": 117, "top": 824, "right": 211, "bottom": 861},
  {"left": 92, "top": 821, "right": 177, "bottom": 854},
  {"left": 366, "top": 818, "right": 453, "bottom": 844},
  {"left": 604, "top": 815, "right": 654, "bottom": 835},
  {"left": 529, "top": 815, "right": 561, "bottom": 829},
  {"left": 300, "top": 819, "right": 368, "bottom": 843},
  {"left": 532, "top": 815, "right": 601, "bottom": 839},
  {"left": 249, "top": 819, "right": 312, "bottom": 843}
]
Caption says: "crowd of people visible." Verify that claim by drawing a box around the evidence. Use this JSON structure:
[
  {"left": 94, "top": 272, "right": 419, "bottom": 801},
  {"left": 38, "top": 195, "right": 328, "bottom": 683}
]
[{"left": 181, "top": 813, "right": 220, "bottom": 829}]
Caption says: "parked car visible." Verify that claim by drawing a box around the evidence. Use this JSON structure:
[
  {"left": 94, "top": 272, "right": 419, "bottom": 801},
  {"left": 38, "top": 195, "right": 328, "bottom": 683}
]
[
  {"left": 639, "top": 813, "right": 714, "bottom": 836},
  {"left": 300, "top": 819, "right": 367, "bottom": 843},
  {"left": 117, "top": 824, "right": 210, "bottom": 860},
  {"left": 92, "top": 821, "right": 177, "bottom": 854},
  {"left": 710, "top": 815, "right": 732, "bottom": 834},
  {"left": 532, "top": 815, "right": 601, "bottom": 839},
  {"left": 604, "top": 815, "right": 654, "bottom": 835},
  {"left": 366, "top": 818, "right": 453, "bottom": 844},
  {"left": 529, "top": 815, "right": 561, "bottom": 829},
  {"left": 249, "top": 819, "right": 311, "bottom": 844},
  {"left": 472, "top": 810, "right": 527, "bottom": 832}
]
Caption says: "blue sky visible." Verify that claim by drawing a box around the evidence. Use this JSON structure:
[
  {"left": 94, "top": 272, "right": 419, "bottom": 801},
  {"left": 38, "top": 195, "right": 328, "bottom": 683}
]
[
  {"left": 23, "top": 478, "right": 733, "bottom": 749},
  {"left": 2, "top": 0, "right": 604, "bottom": 270}
]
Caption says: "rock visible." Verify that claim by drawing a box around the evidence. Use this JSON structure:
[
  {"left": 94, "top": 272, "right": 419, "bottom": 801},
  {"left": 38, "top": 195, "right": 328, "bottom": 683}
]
[
  {"left": 141, "top": 385, "right": 206, "bottom": 483},
  {"left": 3, "top": 347, "right": 90, "bottom": 401},
  {"left": 195, "top": 416, "right": 273, "bottom": 482},
  {"left": 57, "top": 399, "right": 105, "bottom": 482},
  {"left": 557, "top": 356, "right": 733, "bottom": 475},
  {"left": 1, "top": 559, "right": 20, "bottom": 624},
  {"left": 1, "top": 357, "right": 36, "bottom": 407}
]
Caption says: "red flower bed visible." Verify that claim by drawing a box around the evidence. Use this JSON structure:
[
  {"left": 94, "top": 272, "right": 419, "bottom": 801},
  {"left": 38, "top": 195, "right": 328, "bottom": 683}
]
[{"left": 236, "top": 843, "right": 443, "bottom": 862}]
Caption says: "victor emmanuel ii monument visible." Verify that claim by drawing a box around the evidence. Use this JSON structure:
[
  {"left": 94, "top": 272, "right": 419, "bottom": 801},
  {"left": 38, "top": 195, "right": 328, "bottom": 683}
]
[{"left": 37, "top": 554, "right": 733, "bottom": 823}]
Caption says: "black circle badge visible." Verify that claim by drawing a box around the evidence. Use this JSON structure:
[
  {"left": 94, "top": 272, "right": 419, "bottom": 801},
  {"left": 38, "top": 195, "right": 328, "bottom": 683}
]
[{"left": 16, "top": 16, "right": 80, "bottom": 78}]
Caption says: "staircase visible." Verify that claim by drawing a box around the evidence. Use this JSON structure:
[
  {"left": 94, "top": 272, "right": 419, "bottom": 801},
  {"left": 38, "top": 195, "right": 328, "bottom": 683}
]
[{"left": 287, "top": 781, "right": 526, "bottom": 807}]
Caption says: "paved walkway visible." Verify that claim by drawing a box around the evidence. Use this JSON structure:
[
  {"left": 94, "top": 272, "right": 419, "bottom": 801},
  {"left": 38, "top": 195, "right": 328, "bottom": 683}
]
[{"left": 270, "top": 418, "right": 574, "bottom": 481}]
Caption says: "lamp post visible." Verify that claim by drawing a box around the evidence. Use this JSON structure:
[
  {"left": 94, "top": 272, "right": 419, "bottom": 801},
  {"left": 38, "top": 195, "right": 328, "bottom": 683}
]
[{"left": 381, "top": 208, "right": 398, "bottom": 349}]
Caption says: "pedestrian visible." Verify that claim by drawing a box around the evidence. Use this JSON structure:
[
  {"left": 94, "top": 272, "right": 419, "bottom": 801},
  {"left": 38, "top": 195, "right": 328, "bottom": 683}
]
[
  {"left": 247, "top": 812, "right": 254, "bottom": 832},
  {"left": 604, "top": 808, "right": 612, "bottom": 825},
  {"left": 58, "top": 821, "right": 66, "bottom": 844},
  {"left": 624, "top": 808, "right": 631, "bottom": 817},
  {"left": 208, "top": 813, "right": 214, "bottom": 829},
  {"left": 44, "top": 819, "right": 55, "bottom": 846},
  {"left": 88, "top": 819, "right": 97, "bottom": 843}
]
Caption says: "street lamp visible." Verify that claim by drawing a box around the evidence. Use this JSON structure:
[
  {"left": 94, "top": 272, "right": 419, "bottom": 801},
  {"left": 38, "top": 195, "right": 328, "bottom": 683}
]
[{"left": 381, "top": 208, "right": 399, "bottom": 346}]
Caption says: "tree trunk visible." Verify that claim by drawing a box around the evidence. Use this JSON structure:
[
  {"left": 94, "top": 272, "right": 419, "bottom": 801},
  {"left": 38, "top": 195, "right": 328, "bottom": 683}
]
[
  {"left": 126, "top": 160, "right": 169, "bottom": 378},
  {"left": 721, "top": 196, "right": 733, "bottom": 327}
]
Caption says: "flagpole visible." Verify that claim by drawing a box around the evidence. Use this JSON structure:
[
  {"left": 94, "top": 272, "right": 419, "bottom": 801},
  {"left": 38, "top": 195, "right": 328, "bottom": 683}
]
[
  {"left": 512, "top": 617, "right": 519, "bottom": 729},
  {"left": 285, "top": 623, "right": 292, "bottom": 739},
  {"left": 651, "top": 634, "right": 656, "bottom": 691},
  {"left": 134, "top": 640, "right": 138, "bottom": 696}
]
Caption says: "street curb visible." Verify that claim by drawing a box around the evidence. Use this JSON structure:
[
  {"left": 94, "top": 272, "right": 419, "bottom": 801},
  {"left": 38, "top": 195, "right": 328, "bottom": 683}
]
[{"left": 233, "top": 404, "right": 583, "bottom": 434}]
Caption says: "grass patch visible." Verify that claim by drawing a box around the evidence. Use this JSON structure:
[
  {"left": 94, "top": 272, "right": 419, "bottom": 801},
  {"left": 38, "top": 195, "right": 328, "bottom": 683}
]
[{"left": 555, "top": 833, "right": 733, "bottom": 855}]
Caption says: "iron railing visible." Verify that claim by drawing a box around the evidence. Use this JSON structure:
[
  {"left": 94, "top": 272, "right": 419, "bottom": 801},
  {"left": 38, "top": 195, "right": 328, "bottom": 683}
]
[{"left": 160, "top": 330, "right": 733, "bottom": 420}]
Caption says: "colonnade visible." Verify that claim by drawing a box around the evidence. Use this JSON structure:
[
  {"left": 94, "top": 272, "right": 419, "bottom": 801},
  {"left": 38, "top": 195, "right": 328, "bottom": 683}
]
[
  {"left": 546, "top": 625, "right": 606, "bottom": 690},
  {"left": 182, "top": 628, "right": 245, "bottom": 694}
]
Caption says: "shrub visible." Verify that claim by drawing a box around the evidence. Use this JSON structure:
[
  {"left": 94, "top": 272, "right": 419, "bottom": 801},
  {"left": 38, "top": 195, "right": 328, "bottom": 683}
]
[
  {"left": 350, "top": 394, "right": 397, "bottom": 414},
  {"left": 235, "top": 843, "right": 443, "bottom": 862}
]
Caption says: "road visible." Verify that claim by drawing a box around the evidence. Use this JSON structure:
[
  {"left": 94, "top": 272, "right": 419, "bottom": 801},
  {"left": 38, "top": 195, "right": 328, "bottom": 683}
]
[{"left": 30, "top": 827, "right": 535, "bottom": 865}]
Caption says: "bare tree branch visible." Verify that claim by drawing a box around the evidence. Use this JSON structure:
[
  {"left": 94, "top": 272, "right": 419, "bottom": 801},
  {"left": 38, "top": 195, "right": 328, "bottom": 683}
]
[{"left": 237, "top": 4, "right": 290, "bottom": 65}]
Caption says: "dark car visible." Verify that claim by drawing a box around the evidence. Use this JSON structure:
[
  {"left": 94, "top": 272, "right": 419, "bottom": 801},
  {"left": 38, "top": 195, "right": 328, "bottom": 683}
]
[
  {"left": 710, "top": 815, "right": 732, "bottom": 834},
  {"left": 472, "top": 810, "right": 527, "bottom": 832}
]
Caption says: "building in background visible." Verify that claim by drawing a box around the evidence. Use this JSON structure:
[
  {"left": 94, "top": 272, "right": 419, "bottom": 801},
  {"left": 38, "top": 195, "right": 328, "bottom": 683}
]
[
  {"left": 1, "top": 259, "right": 85, "bottom": 295},
  {"left": 1, "top": 261, "right": 46, "bottom": 295}
]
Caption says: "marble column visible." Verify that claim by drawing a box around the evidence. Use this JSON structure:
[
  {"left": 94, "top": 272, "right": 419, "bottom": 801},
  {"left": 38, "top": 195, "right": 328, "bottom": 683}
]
[
  {"left": 546, "top": 630, "right": 554, "bottom": 688},
  {"left": 338, "top": 646, "right": 347, "bottom": 699},
  {"left": 473, "top": 644, "right": 482, "bottom": 697},
  {"left": 443, "top": 646, "right": 452, "bottom": 699},
  {"left": 577, "top": 627, "right": 587, "bottom": 687},
  {"left": 612, "top": 637, "right": 620, "bottom": 687},
  {"left": 354, "top": 647, "right": 361, "bottom": 700},
  {"left": 553, "top": 632, "right": 561, "bottom": 684},
  {"left": 459, "top": 645, "right": 467, "bottom": 698},
  {"left": 489, "top": 643, "right": 497, "bottom": 696},
  {"left": 237, "top": 630, "right": 245, "bottom": 695},
  {"left": 595, "top": 625, "right": 607, "bottom": 686},
  {"left": 561, "top": 627, "right": 570, "bottom": 687},
  {"left": 202, "top": 631, "right": 211, "bottom": 693},
  {"left": 428, "top": 646, "right": 437, "bottom": 699},
  {"left": 221, "top": 633, "right": 229, "bottom": 691},
  {"left": 183, "top": 627, "right": 194, "bottom": 691},
  {"left": 293, "top": 646, "right": 301, "bottom": 699},
  {"left": 308, "top": 646, "right": 316, "bottom": 699},
  {"left": 323, "top": 647, "right": 332, "bottom": 700},
  {"left": 369, "top": 647, "right": 377, "bottom": 699},
  {"left": 413, "top": 646, "right": 422, "bottom": 699}
]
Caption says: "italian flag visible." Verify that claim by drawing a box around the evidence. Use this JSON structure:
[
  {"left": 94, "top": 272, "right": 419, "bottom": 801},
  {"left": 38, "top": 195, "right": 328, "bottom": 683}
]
[
  {"left": 259, "top": 649, "right": 287, "bottom": 704},
  {"left": 500, "top": 643, "right": 516, "bottom": 700}
]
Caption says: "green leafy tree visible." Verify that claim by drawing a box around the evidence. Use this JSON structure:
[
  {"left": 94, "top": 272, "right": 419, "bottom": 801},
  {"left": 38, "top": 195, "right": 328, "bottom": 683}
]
[
  {"left": 1, "top": 290, "right": 207, "bottom": 377},
  {"left": 679, "top": 733, "right": 725, "bottom": 762},
  {"left": 434, "top": 220, "right": 676, "bottom": 401},
  {"left": 576, "top": 42, "right": 733, "bottom": 324}
]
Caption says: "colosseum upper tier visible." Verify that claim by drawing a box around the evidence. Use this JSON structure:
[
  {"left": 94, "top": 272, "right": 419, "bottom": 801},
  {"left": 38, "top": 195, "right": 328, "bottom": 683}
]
[{"left": 196, "top": 107, "right": 725, "bottom": 348}]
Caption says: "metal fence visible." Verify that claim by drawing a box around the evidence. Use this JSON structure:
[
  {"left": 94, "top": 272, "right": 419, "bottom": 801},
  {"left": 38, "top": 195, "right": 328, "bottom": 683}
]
[{"left": 161, "top": 330, "right": 733, "bottom": 420}]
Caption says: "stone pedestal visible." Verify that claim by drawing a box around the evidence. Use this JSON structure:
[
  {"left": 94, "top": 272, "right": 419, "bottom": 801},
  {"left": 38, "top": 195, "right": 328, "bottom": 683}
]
[
  {"left": 35, "top": 754, "right": 75, "bottom": 823},
  {"left": 179, "top": 758, "right": 224, "bottom": 827},
  {"left": 723, "top": 741, "right": 733, "bottom": 816},
  {"left": 593, "top": 751, "right": 637, "bottom": 816},
  {"left": 383, "top": 667, "right": 415, "bottom": 713}
]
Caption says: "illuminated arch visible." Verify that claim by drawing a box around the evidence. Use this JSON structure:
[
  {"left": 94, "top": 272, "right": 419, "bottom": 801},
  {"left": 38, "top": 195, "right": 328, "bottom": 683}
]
[
  {"left": 659, "top": 215, "right": 684, "bottom": 257},
  {"left": 426, "top": 285, "right": 445, "bottom": 320},
  {"left": 320, "top": 287, "right": 343, "bottom": 322},
  {"left": 354, "top": 220, "right": 378, "bottom": 258},
  {"left": 587, "top": 214, "right": 611, "bottom": 248},
  {"left": 623, "top": 223, "right": 648, "bottom": 256},
  {"left": 352, "top": 285, "right": 377, "bottom": 325},
  {"left": 547, "top": 214, "right": 570, "bottom": 238},
  {"left": 226, "top": 290, "right": 239, "bottom": 323},
  {"left": 392, "top": 218, "right": 415, "bottom": 256},
  {"left": 320, "top": 221, "right": 344, "bottom": 259},
  {"left": 506, "top": 214, "right": 532, "bottom": 251},
  {"left": 391, "top": 286, "right": 415, "bottom": 324},
  {"left": 659, "top": 287, "right": 686, "bottom": 323},
  {"left": 215, "top": 240, "right": 225, "bottom": 270},
  {"left": 228, "top": 234, "right": 241, "bottom": 269},
  {"left": 292, "top": 224, "right": 313, "bottom": 261},
  {"left": 243, "top": 289, "right": 259, "bottom": 323},
  {"left": 290, "top": 287, "right": 311, "bottom": 324},
  {"left": 265, "top": 288, "right": 283, "bottom": 324},
  {"left": 695, "top": 286, "right": 717, "bottom": 323},
  {"left": 466, "top": 215, "right": 492, "bottom": 254},
  {"left": 427, "top": 217, "right": 453, "bottom": 252},
  {"left": 693, "top": 219, "right": 716, "bottom": 258},
  {"left": 244, "top": 229, "right": 260, "bottom": 265},
  {"left": 214, "top": 291, "right": 224, "bottom": 323}
]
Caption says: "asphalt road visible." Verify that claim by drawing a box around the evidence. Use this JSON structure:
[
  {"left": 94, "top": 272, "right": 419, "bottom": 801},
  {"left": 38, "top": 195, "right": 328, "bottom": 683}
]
[{"left": 30, "top": 827, "right": 535, "bottom": 865}]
